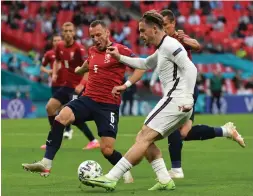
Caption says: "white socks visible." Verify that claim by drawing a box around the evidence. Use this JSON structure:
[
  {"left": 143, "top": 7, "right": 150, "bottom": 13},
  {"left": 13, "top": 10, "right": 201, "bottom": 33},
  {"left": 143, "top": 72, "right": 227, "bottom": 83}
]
[
  {"left": 42, "top": 158, "right": 52, "bottom": 169},
  {"left": 151, "top": 158, "right": 171, "bottom": 184},
  {"left": 221, "top": 126, "right": 229, "bottom": 137},
  {"left": 106, "top": 157, "right": 133, "bottom": 181}
]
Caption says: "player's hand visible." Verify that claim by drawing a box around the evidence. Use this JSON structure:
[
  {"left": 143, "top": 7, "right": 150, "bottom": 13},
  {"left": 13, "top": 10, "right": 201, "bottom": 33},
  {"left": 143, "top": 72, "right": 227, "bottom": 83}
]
[
  {"left": 75, "top": 84, "right": 84, "bottom": 94},
  {"left": 177, "top": 30, "right": 185, "bottom": 41},
  {"left": 112, "top": 85, "right": 127, "bottom": 98},
  {"left": 180, "top": 94, "right": 194, "bottom": 112},
  {"left": 181, "top": 104, "right": 193, "bottom": 112},
  {"left": 106, "top": 46, "right": 120, "bottom": 61},
  {"left": 47, "top": 70, "right": 53, "bottom": 76},
  {"left": 52, "top": 74, "right": 57, "bottom": 83},
  {"left": 75, "top": 66, "right": 81, "bottom": 73}
]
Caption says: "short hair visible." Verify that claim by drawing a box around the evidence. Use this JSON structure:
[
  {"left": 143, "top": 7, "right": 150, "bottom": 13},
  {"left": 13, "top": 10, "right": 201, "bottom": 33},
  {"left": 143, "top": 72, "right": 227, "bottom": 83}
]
[
  {"left": 160, "top": 9, "right": 175, "bottom": 22},
  {"left": 52, "top": 34, "right": 61, "bottom": 39},
  {"left": 62, "top": 22, "right": 75, "bottom": 30},
  {"left": 90, "top": 20, "right": 107, "bottom": 28},
  {"left": 140, "top": 10, "right": 164, "bottom": 30}
]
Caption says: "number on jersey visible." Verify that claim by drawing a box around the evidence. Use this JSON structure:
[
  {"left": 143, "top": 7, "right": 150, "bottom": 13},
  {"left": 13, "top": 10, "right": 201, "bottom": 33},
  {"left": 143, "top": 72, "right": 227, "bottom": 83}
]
[{"left": 94, "top": 65, "right": 98, "bottom": 73}]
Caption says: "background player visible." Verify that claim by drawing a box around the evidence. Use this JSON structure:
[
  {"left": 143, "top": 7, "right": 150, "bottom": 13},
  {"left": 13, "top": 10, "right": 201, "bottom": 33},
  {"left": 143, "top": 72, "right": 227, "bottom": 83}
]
[
  {"left": 22, "top": 20, "right": 135, "bottom": 183},
  {"left": 40, "top": 35, "right": 74, "bottom": 149},
  {"left": 41, "top": 22, "right": 99, "bottom": 150}
]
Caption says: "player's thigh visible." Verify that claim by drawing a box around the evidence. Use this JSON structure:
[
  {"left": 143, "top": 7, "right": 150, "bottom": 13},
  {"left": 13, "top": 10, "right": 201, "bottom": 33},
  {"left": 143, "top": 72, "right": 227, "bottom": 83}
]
[
  {"left": 144, "top": 97, "right": 192, "bottom": 138},
  {"left": 92, "top": 102, "right": 120, "bottom": 139},
  {"left": 56, "top": 106, "right": 76, "bottom": 125},
  {"left": 65, "top": 96, "right": 93, "bottom": 125},
  {"left": 136, "top": 125, "right": 162, "bottom": 144},
  {"left": 52, "top": 86, "right": 75, "bottom": 105}
]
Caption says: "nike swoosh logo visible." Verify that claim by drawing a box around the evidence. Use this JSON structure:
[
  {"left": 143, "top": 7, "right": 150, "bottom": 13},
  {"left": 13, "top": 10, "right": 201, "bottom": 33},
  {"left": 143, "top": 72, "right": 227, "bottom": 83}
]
[{"left": 88, "top": 179, "right": 113, "bottom": 184}]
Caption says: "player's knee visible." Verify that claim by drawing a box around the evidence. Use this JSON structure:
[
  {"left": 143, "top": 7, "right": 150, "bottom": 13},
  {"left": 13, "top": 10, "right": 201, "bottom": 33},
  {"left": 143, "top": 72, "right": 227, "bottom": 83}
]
[
  {"left": 55, "top": 107, "right": 74, "bottom": 126},
  {"left": 179, "top": 120, "right": 193, "bottom": 139},
  {"left": 101, "top": 146, "right": 114, "bottom": 157}
]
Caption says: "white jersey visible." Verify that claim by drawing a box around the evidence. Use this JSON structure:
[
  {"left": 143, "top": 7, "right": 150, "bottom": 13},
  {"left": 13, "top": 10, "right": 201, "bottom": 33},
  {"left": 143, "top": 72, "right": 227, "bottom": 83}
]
[
  {"left": 119, "top": 35, "right": 197, "bottom": 137},
  {"left": 146, "top": 36, "right": 195, "bottom": 98}
]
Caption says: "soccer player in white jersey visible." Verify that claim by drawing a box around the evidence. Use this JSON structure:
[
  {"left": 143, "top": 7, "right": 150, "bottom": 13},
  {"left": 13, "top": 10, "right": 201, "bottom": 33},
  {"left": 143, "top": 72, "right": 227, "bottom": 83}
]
[{"left": 82, "top": 10, "right": 197, "bottom": 191}]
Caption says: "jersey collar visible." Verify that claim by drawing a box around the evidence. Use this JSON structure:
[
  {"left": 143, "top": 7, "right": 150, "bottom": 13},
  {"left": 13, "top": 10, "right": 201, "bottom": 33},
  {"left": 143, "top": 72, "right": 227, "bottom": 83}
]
[{"left": 156, "top": 35, "right": 167, "bottom": 49}]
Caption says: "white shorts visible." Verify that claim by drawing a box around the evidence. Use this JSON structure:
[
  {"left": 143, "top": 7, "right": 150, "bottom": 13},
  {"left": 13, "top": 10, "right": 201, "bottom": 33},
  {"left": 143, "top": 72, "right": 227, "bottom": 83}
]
[{"left": 144, "top": 96, "right": 192, "bottom": 138}]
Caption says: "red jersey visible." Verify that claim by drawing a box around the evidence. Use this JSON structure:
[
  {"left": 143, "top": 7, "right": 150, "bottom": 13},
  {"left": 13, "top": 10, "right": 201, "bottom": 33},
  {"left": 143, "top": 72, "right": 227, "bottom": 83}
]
[
  {"left": 79, "top": 77, "right": 87, "bottom": 87},
  {"left": 83, "top": 43, "right": 135, "bottom": 105},
  {"left": 171, "top": 34, "right": 192, "bottom": 60},
  {"left": 55, "top": 41, "right": 85, "bottom": 88},
  {"left": 42, "top": 49, "right": 65, "bottom": 87}
]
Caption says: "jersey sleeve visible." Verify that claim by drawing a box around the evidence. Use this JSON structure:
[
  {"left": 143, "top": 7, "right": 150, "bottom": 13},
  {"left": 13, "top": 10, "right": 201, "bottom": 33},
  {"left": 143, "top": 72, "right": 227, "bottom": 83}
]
[
  {"left": 42, "top": 52, "right": 49, "bottom": 67},
  {"left": 120, "top": 46, "right": 136, "bottom": 57},
  {"left": 79, "top": 45, "right": 88, "bottom": 61}
]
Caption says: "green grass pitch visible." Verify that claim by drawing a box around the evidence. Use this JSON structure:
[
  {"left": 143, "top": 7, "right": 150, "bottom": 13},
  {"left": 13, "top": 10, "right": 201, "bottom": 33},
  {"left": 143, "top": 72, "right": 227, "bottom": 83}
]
[{"left": 2, "top": 114, "right": 253, "bottom": 196}]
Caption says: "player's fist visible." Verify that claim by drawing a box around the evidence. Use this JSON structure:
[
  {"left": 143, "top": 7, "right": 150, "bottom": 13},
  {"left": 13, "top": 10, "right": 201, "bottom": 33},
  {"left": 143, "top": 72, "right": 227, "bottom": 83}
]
[
  {"left": 177, "top": 30, "right": 185, "bottom": 41},
  {"left": 106, "top": 46, "right": 120, "bottom": 61},
  {"left": 47, "top": 70, "right": 53, "bottom": 75},
  {"left": 52, "top": 74, "right": 57, "bottom": 83},
  {"left": 112, "top": 85, "right": 127, "bottom": 98}
]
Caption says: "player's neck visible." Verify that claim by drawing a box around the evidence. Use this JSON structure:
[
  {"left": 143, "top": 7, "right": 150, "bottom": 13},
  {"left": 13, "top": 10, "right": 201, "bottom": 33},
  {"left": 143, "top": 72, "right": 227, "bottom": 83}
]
[
  {"left": 64, "top": 39, "right": 75, "bottom": 47},
  {"left": 154, "top": 32, "right": 167, "bottom": 48}
]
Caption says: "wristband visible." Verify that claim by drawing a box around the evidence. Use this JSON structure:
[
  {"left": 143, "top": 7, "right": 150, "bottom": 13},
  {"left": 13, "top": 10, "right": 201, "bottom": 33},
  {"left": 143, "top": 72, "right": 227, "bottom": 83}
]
[{"left": 124, "top": 80, "right": 132, "bottom": 88}]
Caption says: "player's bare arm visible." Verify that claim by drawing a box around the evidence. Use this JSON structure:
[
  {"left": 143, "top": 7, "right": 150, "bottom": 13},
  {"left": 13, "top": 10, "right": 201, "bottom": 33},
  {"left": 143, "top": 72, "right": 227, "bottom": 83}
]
[
  {"left": 40, "top": 66, "right": 52, "bottom": 75},
  {"left": 112, "top": 69, "right": 146, "bottom": 97},
  {"left": 52, "top": 60, "right": 60, "bottom": 83},
  {"left": 75, "top": 60, "right": 89, "bottom": 75},
  {"left": 177, "top": 30, "right": 201, "bottom": 51}
]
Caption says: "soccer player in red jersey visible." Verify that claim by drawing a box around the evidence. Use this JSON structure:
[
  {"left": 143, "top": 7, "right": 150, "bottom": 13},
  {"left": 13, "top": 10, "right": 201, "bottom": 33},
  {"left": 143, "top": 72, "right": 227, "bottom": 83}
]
[
  {"left": 41, "top": 22, "right": 98, "bottom": 149},
  {"left": 22, "top": 20, "right": 134, "bottom": 183},
  {"left": 40, "top": 35, "right": 75, "bottom": 149}
]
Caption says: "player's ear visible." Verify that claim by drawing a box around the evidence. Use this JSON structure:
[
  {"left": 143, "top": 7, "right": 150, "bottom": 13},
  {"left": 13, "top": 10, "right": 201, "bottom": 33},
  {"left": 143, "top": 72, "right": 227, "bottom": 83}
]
[{"left": 106, "top": 29, "right": 110, "bottom": 37}]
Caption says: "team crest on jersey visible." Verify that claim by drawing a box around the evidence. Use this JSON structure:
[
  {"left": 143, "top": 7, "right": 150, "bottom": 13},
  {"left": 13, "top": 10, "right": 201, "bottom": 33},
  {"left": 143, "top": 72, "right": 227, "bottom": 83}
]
[
  {"left": 70, "top": 52, "right": 74, "bottom": 59},
  {"left": 104, "top": 54, "right": 111, "bottom": 63}
]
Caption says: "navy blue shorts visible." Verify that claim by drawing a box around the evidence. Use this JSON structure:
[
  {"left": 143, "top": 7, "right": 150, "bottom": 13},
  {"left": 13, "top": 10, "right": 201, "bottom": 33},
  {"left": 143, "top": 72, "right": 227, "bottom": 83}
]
[
  {"left": 190, "top": 85, "right": 199, "bottom": 122},
  {"left": 52, "top": 86, "right": 75, "bottom": 105},
  {"left": 66, "top": 96, "right": 119, "bottom": 138},
  {"left": 51, "top": 86, "right": 61, "bottom": 95}
]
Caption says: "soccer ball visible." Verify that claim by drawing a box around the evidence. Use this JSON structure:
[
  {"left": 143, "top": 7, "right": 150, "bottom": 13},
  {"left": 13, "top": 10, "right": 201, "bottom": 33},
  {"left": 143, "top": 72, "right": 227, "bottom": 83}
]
[{"left": 77, "top": 160, "right": 103, "bottom": 182}]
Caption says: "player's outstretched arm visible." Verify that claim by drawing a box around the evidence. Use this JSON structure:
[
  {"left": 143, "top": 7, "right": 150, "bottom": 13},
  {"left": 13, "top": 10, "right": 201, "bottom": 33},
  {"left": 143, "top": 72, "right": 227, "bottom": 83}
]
[
  {"left": 112, "top": 69, "right": 146, "bottom": 97},
  {"left": 106, "top": 46, "right": 158, "bottom": 70},
  {"left": 40, "top": 66, "right": 52, "bottom": 75},
  {"left": 75, "top": 61, "right": 89, "bottom": 75},
  {"left": 177, "top": 30, "right": 201, "bottom": 51}
]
